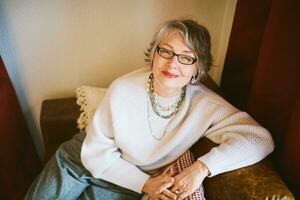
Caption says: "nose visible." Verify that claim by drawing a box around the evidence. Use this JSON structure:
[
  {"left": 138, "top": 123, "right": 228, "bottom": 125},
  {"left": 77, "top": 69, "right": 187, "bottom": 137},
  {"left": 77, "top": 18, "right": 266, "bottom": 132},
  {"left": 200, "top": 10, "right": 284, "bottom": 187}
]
[{"left": 168, "top": 55, "right": 179, "bottom": 69}]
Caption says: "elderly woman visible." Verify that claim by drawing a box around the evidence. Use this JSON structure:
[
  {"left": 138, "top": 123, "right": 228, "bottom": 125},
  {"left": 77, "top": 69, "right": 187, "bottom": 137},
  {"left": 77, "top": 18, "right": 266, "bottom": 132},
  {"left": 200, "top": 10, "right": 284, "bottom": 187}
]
[{"left": 26, "top": 19, "right": 274, "bottom": 200}]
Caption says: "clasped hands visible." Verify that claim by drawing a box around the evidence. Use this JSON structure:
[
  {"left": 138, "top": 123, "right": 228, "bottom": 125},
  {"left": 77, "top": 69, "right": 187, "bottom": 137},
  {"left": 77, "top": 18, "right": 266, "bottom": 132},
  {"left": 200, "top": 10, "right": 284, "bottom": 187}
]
[{"left": 142, "top": 160, "right": 209, "bottom": 200}]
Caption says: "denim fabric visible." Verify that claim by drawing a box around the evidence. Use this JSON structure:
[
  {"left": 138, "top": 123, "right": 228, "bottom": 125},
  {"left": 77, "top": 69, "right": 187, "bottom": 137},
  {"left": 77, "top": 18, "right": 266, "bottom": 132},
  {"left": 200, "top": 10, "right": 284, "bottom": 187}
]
[{"left": 25, "top": 132, "right": 142, "bottom": 200}]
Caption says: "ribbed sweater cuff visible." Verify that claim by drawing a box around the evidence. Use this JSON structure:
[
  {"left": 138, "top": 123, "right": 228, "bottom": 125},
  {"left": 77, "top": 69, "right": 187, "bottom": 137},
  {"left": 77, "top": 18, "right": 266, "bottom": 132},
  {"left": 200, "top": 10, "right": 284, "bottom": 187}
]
[{"left": 197, "top": 153, "right": 224, "bottom": 177}]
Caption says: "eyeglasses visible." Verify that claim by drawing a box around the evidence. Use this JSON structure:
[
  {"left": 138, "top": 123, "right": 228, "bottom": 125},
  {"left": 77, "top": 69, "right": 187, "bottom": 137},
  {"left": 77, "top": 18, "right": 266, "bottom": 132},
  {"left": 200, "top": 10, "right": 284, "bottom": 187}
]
[{"left": 156, "top": 46, "right": 197, "bottom": 65}]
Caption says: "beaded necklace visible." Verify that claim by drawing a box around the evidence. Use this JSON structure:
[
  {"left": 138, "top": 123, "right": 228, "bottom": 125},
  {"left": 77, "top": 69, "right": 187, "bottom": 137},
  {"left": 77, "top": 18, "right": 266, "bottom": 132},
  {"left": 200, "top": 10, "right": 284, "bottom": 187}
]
[
  {"left": 147, "top": 73, "right": 185, "bottom": 119},
  {"left": 147, "top": 73, "right": 185, "bottom": 140}
]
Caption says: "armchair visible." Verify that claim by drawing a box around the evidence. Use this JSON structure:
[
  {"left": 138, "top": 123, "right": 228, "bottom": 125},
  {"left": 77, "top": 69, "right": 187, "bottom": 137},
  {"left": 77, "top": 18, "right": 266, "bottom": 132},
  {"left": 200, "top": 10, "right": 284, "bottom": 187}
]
[{"left": 40, "top": 76, "right": 294, "bottom": 199}]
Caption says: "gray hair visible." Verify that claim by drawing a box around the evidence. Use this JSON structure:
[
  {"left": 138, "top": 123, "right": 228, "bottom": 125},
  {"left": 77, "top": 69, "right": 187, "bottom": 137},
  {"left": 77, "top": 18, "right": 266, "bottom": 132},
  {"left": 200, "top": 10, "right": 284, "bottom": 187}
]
[{"left": 144, "top": 19, "right": 213, "bottom": 84}]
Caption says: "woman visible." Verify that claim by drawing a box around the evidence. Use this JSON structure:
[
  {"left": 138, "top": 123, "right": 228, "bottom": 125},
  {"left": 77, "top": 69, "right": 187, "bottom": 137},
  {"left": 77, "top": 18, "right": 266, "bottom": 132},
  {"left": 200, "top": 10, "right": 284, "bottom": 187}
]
[{"left": 26, "top": 19, "right": 274, "bottom": 200}]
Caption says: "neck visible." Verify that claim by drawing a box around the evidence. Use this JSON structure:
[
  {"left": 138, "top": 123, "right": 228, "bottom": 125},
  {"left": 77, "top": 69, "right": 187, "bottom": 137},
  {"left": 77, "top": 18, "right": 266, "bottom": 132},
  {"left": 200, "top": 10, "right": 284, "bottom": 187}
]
[{"left": 153, "top": 79, "right": 182, "bottom": 98}]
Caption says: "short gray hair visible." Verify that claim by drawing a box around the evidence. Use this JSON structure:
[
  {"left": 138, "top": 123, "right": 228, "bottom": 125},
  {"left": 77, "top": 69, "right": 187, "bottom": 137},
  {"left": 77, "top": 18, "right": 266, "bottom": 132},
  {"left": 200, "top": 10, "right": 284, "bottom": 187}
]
[{"left": 144, "top": 19, "right": 213, "bottom": 84}]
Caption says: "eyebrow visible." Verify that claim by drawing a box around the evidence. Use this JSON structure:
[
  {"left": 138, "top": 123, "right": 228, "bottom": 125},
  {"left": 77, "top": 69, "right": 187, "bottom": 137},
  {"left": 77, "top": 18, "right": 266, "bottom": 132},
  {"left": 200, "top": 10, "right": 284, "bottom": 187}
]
[{"left": 160, "top": 43, "right": 194, "bottom": 54}]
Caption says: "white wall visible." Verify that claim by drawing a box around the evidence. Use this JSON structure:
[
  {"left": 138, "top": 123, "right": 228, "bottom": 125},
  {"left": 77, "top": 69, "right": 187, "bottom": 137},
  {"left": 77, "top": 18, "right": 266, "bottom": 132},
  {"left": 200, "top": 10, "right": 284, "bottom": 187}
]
[{"left": 0, "top": 0, "right": 236, "bottom": 160}]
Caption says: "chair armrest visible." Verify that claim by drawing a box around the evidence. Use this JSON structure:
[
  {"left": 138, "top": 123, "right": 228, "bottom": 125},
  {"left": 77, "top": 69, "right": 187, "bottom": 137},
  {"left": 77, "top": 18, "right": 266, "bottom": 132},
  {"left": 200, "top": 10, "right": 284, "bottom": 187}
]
[
  {"left": 40, "top": 97, "right": 80, "bottom": 161},
  {"left": 191, "top": 138, "right": 295, "bottom": 200}
]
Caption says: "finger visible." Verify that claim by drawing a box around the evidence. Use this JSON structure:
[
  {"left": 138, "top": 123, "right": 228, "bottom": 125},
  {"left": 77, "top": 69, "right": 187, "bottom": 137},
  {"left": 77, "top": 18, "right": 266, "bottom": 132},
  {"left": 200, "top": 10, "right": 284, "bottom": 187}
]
[
  {"left": 170, "top": 187, "right": 178, "bottom": 194},
  {"left": 166, "top": 165, "right": 177, "bottom": 176},
  {"left": 167, "top": 167, "right": 176, "bottom": 177},
  {"left": 162, "top": 176, "right": 175, "bottom": 184},
  {"left": 171, "top": 180, "right": 188, "bottom": 193},
  {"left": 159, "top": 193, "right": 174, "bottom": 200},
  {"left": 162, "top": 165, "right": 173, "bottom": 175},
  {"left": 177, "top": 191, "right": 189, "bottom": 200},
  {"left": 163, "top": 174, "right": 175, "bottom": 180},
  {"left": 162, "top": 189, "right": 177, "bottom": 200},
  {"left": 170, "top": 184, "right": 181, "bottom": 193},
  {"left": 159, "top": 180, "right": 174, "bottom": 193}
]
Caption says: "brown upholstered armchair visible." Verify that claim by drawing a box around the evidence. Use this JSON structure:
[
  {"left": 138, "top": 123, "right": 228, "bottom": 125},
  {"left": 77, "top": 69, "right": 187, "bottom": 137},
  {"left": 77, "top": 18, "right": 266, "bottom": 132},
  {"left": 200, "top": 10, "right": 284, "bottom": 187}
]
[{"left": 40, "top": 76, "right": 295, "bottom": 199}]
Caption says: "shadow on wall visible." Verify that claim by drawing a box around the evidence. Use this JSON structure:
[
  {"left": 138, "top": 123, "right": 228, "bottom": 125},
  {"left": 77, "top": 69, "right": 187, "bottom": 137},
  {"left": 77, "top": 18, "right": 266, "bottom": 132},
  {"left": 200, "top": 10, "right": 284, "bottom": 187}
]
[{"left": 0, "top": 1, "right": 45, "bottom": 159}]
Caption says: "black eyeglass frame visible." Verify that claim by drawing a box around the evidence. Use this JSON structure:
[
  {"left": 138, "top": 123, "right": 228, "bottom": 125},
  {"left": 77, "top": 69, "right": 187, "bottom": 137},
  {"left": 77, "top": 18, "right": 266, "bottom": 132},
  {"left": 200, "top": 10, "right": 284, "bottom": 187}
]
[{"left": 156, "top": 46, "right": 197, "bottom": 65}]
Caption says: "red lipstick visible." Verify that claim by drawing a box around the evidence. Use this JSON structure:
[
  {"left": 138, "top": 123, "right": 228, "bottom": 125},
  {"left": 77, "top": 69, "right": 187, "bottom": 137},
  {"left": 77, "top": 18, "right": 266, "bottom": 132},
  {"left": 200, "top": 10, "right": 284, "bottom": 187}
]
[{"left": 162, "top": 71, "right": 179, "bottom": 78}]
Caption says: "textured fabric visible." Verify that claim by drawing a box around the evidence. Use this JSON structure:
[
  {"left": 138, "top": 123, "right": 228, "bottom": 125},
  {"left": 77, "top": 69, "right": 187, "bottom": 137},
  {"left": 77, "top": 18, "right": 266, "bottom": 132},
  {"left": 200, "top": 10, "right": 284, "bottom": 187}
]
[
  {"left": 142, "top": 151, "right": 205, "bottom": 200},
  {"left": 176, "top": 151, "right": 205, "bottom": 200},
  {"left": 81, "top": 67, "right": 274, "bottom": 193},
  {"left": 76, "top": 86, "right": 107, "bottom": 130},
  {"left": 25, "top": 132, "right": 141, "bottom": 200},
  {"left": 168, "top": 151, "right": 205, "bottom": 200}
]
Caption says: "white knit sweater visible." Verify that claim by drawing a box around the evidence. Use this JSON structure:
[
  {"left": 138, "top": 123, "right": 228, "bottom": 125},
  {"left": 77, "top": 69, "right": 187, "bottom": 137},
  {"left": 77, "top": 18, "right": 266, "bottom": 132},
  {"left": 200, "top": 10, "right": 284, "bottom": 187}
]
[{"left": 81, "top": 67, "right": 274, "bottom": 194}]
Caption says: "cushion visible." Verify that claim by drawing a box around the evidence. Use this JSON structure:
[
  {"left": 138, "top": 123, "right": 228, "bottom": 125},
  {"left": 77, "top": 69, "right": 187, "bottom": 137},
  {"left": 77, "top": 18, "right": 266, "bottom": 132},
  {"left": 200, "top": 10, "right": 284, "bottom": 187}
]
[{"left": 75, "top": 86, "right": 106, "bottom": 130}]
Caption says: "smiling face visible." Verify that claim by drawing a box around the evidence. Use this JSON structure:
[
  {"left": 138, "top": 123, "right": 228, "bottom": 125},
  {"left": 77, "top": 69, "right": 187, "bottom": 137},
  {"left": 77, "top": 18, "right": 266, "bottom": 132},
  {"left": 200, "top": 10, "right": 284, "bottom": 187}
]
[{"left": 152, "top": 31, "right": 197, "bottom": 97}]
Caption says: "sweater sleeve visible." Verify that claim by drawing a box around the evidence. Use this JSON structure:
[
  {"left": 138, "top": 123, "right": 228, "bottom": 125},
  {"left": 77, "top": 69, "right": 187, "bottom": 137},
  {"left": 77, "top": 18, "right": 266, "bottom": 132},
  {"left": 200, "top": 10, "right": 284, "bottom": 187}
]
[
  {"left": 197, "top": 104, "right": 274, "bottom": 177},
  {"left": 80, "top": 82, "right": 150, "bottom": 193}
]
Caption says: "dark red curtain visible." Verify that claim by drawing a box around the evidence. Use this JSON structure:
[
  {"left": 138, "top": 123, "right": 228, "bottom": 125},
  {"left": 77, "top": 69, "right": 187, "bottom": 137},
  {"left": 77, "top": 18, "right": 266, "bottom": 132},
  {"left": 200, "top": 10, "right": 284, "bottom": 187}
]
[
  {"left": 0, "top": 56, "right": 41, "bottom": 199},
  {"left": 221, "top": 0, "right": 300, "bottom": 197}
]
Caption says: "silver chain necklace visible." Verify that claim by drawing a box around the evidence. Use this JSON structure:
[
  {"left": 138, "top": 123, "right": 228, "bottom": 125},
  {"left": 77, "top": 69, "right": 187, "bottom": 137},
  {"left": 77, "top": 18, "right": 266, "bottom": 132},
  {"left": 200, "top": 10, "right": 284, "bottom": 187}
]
[
  {"left": 146, "top": 73, "right": 185, "bottom": 140},
  {"left": 146, "top": 97, "right": 173, "bottom": 140}
]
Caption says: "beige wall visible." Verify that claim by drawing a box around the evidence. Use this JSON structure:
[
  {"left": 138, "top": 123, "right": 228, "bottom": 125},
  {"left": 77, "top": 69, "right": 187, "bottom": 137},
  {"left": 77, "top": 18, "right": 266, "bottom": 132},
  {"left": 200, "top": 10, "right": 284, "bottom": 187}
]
[{"left": 0, "top": 0, "right": 236, "bottom": 159}]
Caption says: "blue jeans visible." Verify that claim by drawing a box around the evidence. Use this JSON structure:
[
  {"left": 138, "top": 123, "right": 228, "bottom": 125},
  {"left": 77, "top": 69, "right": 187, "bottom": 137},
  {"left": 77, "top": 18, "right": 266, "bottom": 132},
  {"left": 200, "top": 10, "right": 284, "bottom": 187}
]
[{"left": 25, "top": 132, "right": 142, "bottom": 200}]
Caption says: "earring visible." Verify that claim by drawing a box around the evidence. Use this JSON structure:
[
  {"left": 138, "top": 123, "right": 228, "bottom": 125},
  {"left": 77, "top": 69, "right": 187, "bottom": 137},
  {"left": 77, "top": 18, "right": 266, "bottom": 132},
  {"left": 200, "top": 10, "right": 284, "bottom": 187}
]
[{"left": 190, "top": 74, "right": 198, "bottom": 84}]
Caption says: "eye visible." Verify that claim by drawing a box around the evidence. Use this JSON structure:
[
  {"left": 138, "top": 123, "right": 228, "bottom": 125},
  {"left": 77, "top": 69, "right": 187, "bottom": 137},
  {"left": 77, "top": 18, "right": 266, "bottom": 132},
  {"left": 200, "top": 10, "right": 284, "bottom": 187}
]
[
  {"left": 159, "top": 48, "right": 173, "bottom": 57},
  {"left": 179, "top": 55, "right": 194, "bottom": 64}
]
